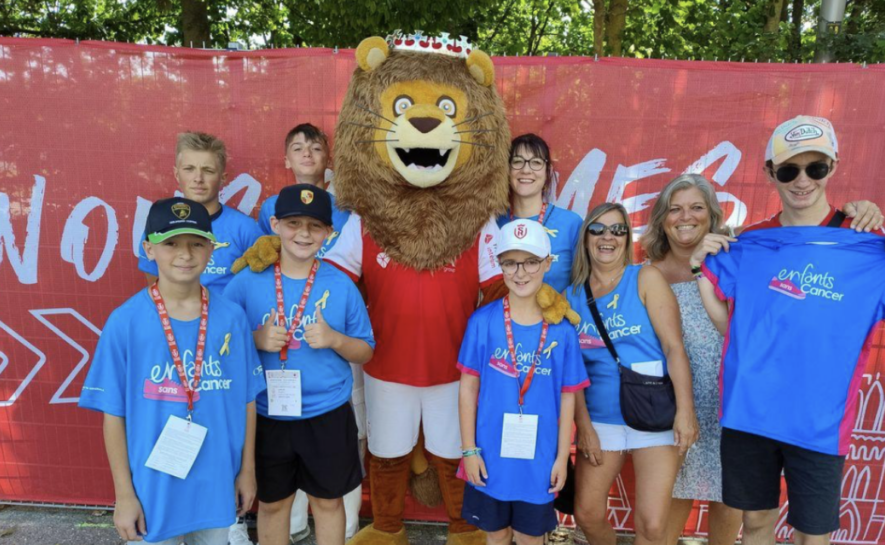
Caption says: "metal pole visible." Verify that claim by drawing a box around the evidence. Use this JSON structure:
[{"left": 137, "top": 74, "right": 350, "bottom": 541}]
[{"left": 815, "top": 0, "right": 848, "bottom": 62}]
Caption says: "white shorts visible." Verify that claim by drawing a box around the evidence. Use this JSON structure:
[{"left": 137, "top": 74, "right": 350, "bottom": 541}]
[
  {"left": 365, "top": 374, "right": 461, "bottom": 459},
  {"left": 592, "top": 421, "right": 675, "bottom": 452}
]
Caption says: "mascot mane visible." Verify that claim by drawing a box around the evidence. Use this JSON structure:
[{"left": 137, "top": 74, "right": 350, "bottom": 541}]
[{"left": 333, "top": 36, "right": 511, "bottom": 271}]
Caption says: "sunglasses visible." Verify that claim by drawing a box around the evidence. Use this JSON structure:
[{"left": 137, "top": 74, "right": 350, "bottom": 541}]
[
  {"left": 586, "top": 222, "right": 630, "bottom": 237},
  {"left": 771, "top": 162, "right": 831, "bottom": 183}
]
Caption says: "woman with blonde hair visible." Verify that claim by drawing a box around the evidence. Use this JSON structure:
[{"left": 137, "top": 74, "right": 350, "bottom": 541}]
[
  {"left": 567, "top": 202, "right": 698, "bottom": 545},
  {"left": 642, "top": 174, "right": 743, "bottom": 545}
]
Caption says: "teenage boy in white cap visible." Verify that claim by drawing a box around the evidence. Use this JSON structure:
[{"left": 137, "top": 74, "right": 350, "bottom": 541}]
[
  {"left": 458, "top": 219, "right": 589, "bottom": 545},
  {"left": 691, "top": 116, "right": 885, "bottom": 545},
  {"left": 80, "top": 197, "right": 264, "bottom": 545}
]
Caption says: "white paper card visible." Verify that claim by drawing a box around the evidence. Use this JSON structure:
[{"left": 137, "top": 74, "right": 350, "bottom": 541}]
[
  {"left": 632, "top": 360, "right": 664, "bottom": 377},
  {"left": 500, "top": 413, "right": 538, "bottom": 460},
  {"left": 145, "top": 415, "right": 207, "bottom": 479},
  {"left": 267, "top": 369, "right": 302, "bottom": 417}
]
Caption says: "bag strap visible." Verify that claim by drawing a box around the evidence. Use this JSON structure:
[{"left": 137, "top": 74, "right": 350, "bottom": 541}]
[
  {"left": 584, "top": 280, "right": 621, "bottom": 366},
  {"left": 826, "top": 210, "right": 847, "bottom": 228}
]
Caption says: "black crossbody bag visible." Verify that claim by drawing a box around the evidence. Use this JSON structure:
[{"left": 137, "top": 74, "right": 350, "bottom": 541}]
[{"left": 585, "top": 280, "right": 676, "bottom": 432}]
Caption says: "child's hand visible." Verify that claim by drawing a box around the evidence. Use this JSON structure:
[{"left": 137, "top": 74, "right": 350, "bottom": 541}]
[
  {"left": 549, "top": 457, "right": 568, "bottom": 493},
  {"left": 303, "top": 307, "right": 340, "bottom": 350},
  {"left": 255, "top": 309, "right": 289, "bottom": 352},
  {"left": 113, "top": 494, "right": 146, "bottom": 541},
  {"left": 463, "top": 454, "right": 488, "bottom": 487},
  {"left": 235, "top": 468, "right": 257, "bottom": 517}
]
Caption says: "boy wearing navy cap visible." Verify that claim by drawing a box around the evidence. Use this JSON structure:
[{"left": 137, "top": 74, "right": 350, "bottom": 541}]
[
  {"left": 224, "top": 185, "right": 375, "bottom": 545},
  {"left": 80, "top": 197, "right": 264, "bottom": 545}
]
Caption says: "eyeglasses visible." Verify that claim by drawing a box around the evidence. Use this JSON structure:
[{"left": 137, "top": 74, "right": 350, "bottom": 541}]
[
  {"left": 771, "top": 162, "right": 831, "bottom": 183},
  {"left": 510, "top": 157, "right": 547, "bottom": 172},
  {"left": 499, "top": 258, "right": 544, "bottom": 275},
  {"left": 586, "top": 222, "right": 630, "bottom": 237}
]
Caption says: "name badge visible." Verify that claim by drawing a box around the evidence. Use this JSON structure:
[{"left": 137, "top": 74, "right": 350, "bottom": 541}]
[
  {"left": 267, "top": 369, "right": 302, "bottom": 417},
  {"left": 500, "top": 413, "right": 538, "bottom": 460},
  {"left": 145, "top": 415, "right": 207, "bottom": 479}
]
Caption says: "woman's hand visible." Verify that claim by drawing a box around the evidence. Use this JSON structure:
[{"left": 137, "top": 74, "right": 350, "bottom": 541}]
[
  {"left": 844, "top": 201, "right": 884, "bottom": 233},
  {"left": 689, "top": 233, "right": 737, "bottom": 268},
  {"left": 673, "top": 408, "right": 699, "bottom": 456},
  {"left": 576, "top": 422, "right": 604, "bottom": 466},
  {"left": 463, "top": 454, "right": 488, "bottom": 487}
]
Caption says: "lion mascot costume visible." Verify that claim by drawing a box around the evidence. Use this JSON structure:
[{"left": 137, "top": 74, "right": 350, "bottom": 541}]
[{"left": 234, "top": 31, "right": 578, "bottom": 545}]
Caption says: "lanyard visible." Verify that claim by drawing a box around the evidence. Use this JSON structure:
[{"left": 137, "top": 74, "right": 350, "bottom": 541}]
[
  {"left": 510, "top": 202, "right": 548, "bottom": 223},
  {"left": 274, "top": 259, "right": 319, "bottom": 366},
  {"left": 149, "top": 283, "right": 209, "bottom": 418},
  {"left": 502, "top": 296, "right": 549, "bottom": 414}
]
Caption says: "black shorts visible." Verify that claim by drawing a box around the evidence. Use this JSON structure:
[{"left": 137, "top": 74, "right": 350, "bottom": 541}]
[
  {"left": 256, "top": 402, "right": 363, "bottom": 503},
  {"left": 721, "top": 428, "right": 845, "bottom": 535},
  {"left": 461, "top": 485, "right": 557, "bottom": 537}
]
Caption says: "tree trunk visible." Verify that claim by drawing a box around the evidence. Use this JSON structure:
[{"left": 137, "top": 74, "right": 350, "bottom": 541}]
[
  {"left": 790, "top": 0, "right": 804, "bottom": 59},
  {"left": 593, "top": 0, "right": 606, "bottom": 55},
  {"left": 607, "top": 0, "right": 629, "bottom": 56},
  {"left": 764, "top": 0, "right": 786, "bottom": 32},
  {"left": 182, "top": 0, "right": 210, "bottom": 48}
]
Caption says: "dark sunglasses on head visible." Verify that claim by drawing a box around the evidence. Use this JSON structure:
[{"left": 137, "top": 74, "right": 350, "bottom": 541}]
[
  {"left": 771, "top": 162, "right": 831, "bottom": 183},
  {"left": 586, "top": 222, "right": 630, "bottom": 237}
]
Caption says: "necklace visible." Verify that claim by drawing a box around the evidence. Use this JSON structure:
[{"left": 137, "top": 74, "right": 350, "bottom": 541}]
[{"left": 592, "top": 268, "right": 625, "bottom": 286}]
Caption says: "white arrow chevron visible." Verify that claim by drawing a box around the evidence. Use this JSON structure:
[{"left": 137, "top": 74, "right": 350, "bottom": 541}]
[
  {"left": 0, "top": 319, "right": 46, "bottom": 407},
  {"left": 30, "top": 308, "right": 101, "bottom": 405}
]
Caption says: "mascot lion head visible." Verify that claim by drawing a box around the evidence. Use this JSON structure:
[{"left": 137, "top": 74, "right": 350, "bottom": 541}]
[{"left": 333, "top": 34, "right": 511, "bottom": 271}]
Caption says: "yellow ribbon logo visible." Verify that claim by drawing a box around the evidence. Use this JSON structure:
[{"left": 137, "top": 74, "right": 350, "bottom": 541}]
[
  {"left": 315, "top": 290, "right": 330, "bottom": 310},
  {"left": 542, "top": 341, "right": 559, "bottom": 359},
  {"left": 543, "top": 226, "right": 559, "bottom": 238},
  {"left": 326, "top": 231, "right": 339, "bottom": 245},
  {"left": 220, "top": 333, "right": 231, "bottom": 356},
  {"left": 607, "top": 294, "right": 619, "bottom": 310}
]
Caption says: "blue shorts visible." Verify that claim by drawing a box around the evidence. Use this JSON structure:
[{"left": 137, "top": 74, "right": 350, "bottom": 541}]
[{"left": 461, "top": 485, "right": 557, "bottom": 537}]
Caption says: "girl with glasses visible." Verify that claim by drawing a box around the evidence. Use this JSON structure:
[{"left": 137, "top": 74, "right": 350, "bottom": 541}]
[
  {"left": 496, "top": 134, "right": 583, "bottom": 293},
  {"left": 565, "top": 203, "right": 698, "bottom": 545}
]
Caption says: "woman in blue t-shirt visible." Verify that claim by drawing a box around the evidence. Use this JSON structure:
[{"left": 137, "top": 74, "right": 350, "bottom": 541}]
[
  {"left": 566, "top": 202, "right": 698, "bottom": 545},
  {"left": 497, "top": 134, "right": 583, "bottom": 293}
]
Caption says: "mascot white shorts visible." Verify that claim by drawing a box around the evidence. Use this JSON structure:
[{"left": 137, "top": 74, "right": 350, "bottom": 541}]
[{"left": 365, "top": 374, "right": 461, "bottom": 459}]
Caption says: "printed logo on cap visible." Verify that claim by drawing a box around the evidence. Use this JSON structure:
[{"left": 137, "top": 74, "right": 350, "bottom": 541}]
[
  {"left": 301, "top": 189, "right": 314, "bottom": 204},
  {"left": 171, "top": 202, "right": 191, "bottom": 220},
  {"left": 785, "top": 125, "right": 824, "bottom": 143},
  {"left": 515, "top": 223, "right": 527, "bottom": 239}
]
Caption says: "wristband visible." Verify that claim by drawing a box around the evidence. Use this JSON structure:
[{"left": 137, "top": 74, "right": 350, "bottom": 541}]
[
  {"left": 690, "top": 265, "right": 703, "bottom": 278},
  {"left": 461, "top": 447, "right": 482, "bottom": 458}
]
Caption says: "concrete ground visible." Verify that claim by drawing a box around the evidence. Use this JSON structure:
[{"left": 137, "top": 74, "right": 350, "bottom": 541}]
[{"left": 0, "top": 505, "right": 647, "bottom": 544}]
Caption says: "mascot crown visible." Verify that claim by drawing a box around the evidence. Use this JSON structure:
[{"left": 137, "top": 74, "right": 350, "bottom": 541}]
[{"left": 385, "top": 30, "right": 474, "bottom": 59}]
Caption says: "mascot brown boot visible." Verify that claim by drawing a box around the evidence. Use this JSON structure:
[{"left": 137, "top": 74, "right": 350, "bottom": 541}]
[
  {"left": 426, "top": 453, "right": 486, "bottom": 545},
  {"left": 347, "top": 453, "right": 412, "bottom": 545}
]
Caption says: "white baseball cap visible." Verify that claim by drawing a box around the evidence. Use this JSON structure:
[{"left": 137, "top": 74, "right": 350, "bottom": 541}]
[
  {"left": 497, "top": 219, "right": 551, "bottom": 259},
  {"left": 765, "top": 115, "right": 839, "bottom": 165}
]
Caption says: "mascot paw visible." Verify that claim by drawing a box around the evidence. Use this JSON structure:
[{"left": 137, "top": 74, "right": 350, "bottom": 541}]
[
  {"left": 445, "top": 530, "right": 487, "bottom": 545},
  {"left": 538, "top": 284, "right": 581, "bottom": 325},
  {"left": 347, "top": 524, "right": 410, "bottom": 545},
  {"left": 231, "top": 235, "right": 281, "bottom": 274}
]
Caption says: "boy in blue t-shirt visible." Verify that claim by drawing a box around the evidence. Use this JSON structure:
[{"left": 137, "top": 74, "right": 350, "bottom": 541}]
[
  {"left": 224, "top": 184, "right": 374, "bottom": 545},
  {"left": 79, "top": 197, "right": 264, "bottom": 545},
  {"left": 458, "top": 219, "right": 589, "bottom": 544},
  {"left": 137, "top": 132, "right": 262, "bottom": 293}
]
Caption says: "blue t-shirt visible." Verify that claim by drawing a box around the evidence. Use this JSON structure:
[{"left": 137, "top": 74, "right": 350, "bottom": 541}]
[
  {"left": 703, "top": 227, "right": 885, "bottom": 456},
  {"left": 223, "top": 261, "right": 374, "bottom": 420},
  {"left": 259, "top": 193, "right": 351, "bottom": 258},
  {"left": 78, "top": 290, "right": 265, "bottom": 543},
  {"left": 497, "top": 205, "right": 583, "bottom": 293},
  {"left": 138, "top": 205, "right": 262, "bottom": 293},
  {"left": 457, "top": 299, "right": 589, "bottom": 504},
  {"left": 566, "top": 265, "right": 667, "bottom": 425}
]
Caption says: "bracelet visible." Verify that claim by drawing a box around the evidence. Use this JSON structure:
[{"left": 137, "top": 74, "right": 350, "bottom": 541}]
[
  {"left": 461, "top": 447, "right": 482, "bottom": 458},
  {"left": 690, "top": 265, "right": 703, "bottom": 278}
]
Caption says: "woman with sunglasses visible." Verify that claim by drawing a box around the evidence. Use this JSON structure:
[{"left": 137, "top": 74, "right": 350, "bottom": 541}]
[
  {"left": 641, "top": 174, "right": 743, "bottom": 545},
  {"left": 567, "top": 203, "right": 698, "bottom": 545},
  {"left": 497, "top": 134, "right": 583, "bottom": 293}
]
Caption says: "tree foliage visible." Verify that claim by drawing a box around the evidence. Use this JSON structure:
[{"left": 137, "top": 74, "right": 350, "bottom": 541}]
[{"left": 1, "top": 0, "right": 882, "bottom": 62}]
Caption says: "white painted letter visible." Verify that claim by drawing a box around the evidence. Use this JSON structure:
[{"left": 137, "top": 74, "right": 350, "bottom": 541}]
[
  {"left": 60, "top": 197, "right": 119, "bottom": 282},
  {"left": 0, "top": 175, "right": 45, "bottom": 285}
]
